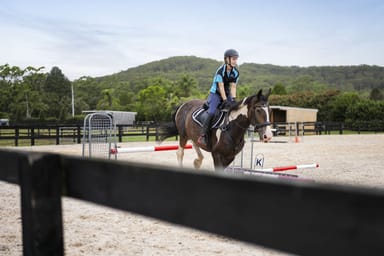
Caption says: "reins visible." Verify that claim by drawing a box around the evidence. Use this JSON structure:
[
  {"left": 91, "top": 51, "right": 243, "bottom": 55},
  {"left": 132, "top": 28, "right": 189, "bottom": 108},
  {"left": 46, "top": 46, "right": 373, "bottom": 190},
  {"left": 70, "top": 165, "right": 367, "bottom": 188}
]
[{"left": 224, "top": 102, "right": 271, "bottom": 132}]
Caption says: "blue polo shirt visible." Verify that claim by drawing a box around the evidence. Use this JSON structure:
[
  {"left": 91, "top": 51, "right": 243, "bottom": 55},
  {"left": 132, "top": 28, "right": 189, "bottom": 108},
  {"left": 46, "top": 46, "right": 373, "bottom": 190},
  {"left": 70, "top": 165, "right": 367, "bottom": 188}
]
[{"left": 209, "top": 64, "right": 239, "bottom": 94}]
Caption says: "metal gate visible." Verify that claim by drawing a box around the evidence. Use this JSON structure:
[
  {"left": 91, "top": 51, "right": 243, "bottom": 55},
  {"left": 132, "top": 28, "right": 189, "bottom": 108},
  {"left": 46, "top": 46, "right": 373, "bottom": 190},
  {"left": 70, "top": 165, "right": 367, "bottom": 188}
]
[{"left": 82, "top": 112, "right": 116, "bottom": 159}]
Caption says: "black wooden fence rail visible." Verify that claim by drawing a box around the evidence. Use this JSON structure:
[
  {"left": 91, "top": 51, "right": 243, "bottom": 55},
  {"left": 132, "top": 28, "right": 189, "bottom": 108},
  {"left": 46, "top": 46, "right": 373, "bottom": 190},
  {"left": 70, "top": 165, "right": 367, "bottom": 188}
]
[
  {"left": 2, "top": 122, "right": 383, "bottom": 147},
  {"left": 0, "top": 124, "right": 163, "bottom": 146},
  {"left": 0, "top": 125, "right": 83, "bottom": 146},
  {"left": 0, "top": 122, "right": 340, "bottom": 147},
  {"left": 1, "top": 149, "right": 383, "bottom": 256}
]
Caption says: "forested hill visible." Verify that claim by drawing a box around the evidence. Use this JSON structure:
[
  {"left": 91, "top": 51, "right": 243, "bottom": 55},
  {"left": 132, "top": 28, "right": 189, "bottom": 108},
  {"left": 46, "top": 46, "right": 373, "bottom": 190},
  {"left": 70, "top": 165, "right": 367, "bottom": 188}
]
[
  {"left": 2, "top": 57, "right": 383, "bottom": 123},
  {"left": 97, "top": 56, "right": 384, "bottom": 92},
  {"left": 99, "top": 56, "right": 221, "bottom": 91},
  {"left": 240, "top": 63, "right": 384, "bottom": 91}
]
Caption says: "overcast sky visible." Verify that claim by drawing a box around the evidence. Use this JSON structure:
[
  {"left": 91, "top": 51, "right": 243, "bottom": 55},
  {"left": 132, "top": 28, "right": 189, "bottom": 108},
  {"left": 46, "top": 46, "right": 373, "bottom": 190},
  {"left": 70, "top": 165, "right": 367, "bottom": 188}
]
[{"left": 1, "top": 0, "right": 383, "bottom": 80}]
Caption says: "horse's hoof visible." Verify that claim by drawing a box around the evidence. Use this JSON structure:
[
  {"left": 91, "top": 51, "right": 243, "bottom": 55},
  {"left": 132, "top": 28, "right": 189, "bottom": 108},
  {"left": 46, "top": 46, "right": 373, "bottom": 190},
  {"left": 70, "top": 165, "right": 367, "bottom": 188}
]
[{"left": 193, "top": 159, "right": 202, "bottom": 169}]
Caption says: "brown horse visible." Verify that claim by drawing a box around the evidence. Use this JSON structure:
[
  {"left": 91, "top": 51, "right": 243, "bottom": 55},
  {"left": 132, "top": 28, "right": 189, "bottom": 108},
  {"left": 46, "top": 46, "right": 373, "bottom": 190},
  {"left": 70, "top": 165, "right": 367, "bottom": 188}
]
[{"left": 159, "top": 89, "right": 273, "bottom": 170}]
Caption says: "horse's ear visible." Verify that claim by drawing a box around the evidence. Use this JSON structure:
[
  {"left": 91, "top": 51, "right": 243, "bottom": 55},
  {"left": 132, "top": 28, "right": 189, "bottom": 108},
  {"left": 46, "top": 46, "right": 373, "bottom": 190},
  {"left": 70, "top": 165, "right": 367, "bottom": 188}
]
[
  {"left": 257, "top": 89, "right": 263, "bottom": 98},
  {"left": 265, "top": 88, "right": 271, "bottom": 99}
]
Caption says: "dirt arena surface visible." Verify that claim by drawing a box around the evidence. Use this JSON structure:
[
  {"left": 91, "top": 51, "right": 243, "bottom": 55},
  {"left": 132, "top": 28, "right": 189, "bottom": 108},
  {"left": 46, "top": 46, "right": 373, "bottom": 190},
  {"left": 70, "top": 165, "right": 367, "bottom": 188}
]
[{"left": 1, "top": 134, "right": 383, "bottom": 255}]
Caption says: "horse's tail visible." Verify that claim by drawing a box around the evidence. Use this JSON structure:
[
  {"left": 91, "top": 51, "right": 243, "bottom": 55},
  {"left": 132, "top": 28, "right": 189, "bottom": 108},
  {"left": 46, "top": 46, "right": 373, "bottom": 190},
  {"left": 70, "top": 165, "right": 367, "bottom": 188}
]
[{"left": 158, "top": 105, "right": 180, "bottom": 142}]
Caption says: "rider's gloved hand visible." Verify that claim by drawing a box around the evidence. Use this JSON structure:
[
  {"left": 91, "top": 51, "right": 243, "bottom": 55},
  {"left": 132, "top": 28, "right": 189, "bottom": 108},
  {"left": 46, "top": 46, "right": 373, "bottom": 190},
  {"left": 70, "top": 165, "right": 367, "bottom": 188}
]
[
  {"left": 222, "top": 99, "right": 236, "bottom": 110},
  {"left": 222, "top": 99, "right": 231, "bottom": 109},
  {"left": 229, "top": 98, "right": 237, "bottom": 107}
]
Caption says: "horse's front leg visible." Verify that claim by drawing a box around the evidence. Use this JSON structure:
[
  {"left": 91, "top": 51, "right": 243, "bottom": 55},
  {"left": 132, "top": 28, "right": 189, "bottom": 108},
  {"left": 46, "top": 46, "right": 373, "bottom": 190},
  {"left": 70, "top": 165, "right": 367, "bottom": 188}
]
[{"left": 212, "top": 153, "right": 225, "bottom": 171}]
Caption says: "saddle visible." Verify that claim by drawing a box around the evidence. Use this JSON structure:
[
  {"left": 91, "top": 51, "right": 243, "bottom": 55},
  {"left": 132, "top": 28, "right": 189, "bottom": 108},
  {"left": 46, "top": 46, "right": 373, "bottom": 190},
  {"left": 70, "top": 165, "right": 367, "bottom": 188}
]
[{"left": 191, "top": 103, "right": 226, "bottom": 129}]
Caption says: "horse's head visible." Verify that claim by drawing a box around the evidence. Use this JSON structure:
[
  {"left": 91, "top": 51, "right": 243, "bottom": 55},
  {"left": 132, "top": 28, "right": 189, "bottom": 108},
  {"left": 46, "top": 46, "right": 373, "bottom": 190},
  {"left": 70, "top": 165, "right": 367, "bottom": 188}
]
[{"left": 247, "top": 89, "right": 273, "bottom": 142}]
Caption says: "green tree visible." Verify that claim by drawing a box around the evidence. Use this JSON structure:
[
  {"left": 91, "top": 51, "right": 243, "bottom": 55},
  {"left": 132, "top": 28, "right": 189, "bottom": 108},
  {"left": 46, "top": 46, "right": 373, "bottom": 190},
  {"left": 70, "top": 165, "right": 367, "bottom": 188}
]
[
  {"left": 328, "top": 92, "right": 361, "bottom": 122},
  {"left": 235, "top": 84, "right": 253, "bottom": 99},
  {"left": 369, "top": 88, "right": 384, "bottom": 101},
  {"left": 44, "top": 67, "right": 72, "bottom": 120},
  {"left": 72, "top": 76, "right": 101, "bottom": 110},
  {"left": 0, "top": 64, "right": 47, "bottom": 121},
  {"left": 174, "top": 74, "right": 198, "bottom": 98},
  {"left": 118, "top": 91, "right": 136, "bottom": 110},
  {"left": 287, "top": 75, "right": 328, "bottom": 93},
  {"left": 0, "top": 64, "right": 14, "bottom": 117},
  {"left": 137, "top": 85, "right": 168, "bottom": 121},
  {"left": 114, "top": 81, "right": 136, "bottom": 111},
  {"left": 272, "top": 83, "right": 287, "bottom": 95},
  {"left": 96, "top": 89, "right": 120, "bottom": 109},
  {"left": 0, "top": 65, "right": 26, "bottom": 120},
  {"left": 345, "top": 99, "right": 384, "bottom": 130},
  {"left": 22, "top": 66, "right": 48, "bottom": 119}
]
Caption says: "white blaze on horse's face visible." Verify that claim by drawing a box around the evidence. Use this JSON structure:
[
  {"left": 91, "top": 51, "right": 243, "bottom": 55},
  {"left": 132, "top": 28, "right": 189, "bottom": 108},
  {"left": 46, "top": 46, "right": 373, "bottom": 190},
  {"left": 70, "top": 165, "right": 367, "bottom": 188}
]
[{"left": 261, "top": 106, "right": 273, "bottom": 143}]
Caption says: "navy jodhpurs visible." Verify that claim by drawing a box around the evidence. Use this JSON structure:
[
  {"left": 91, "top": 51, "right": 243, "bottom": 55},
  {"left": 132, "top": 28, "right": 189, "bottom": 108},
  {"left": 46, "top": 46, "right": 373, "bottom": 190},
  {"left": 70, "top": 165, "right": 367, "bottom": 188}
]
[{"left": 207, "top": 93, "right": 222, "bottom": 115}]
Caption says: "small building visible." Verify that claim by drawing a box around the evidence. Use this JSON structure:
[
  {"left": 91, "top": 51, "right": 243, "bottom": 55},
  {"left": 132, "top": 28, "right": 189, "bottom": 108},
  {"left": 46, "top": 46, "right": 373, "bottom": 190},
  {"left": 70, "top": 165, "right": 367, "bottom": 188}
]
[
  {"left": 270, "top": 106, "right": 318, "bottom": 123},
  {"left": 0, "top": 119, "right": 9, "bottom": 126},
  {"left": 270, "top": 106, "right": 318, "bottom": 136},
  {"left": 82, "top": 111, "right": 137, "bottom": 125}
]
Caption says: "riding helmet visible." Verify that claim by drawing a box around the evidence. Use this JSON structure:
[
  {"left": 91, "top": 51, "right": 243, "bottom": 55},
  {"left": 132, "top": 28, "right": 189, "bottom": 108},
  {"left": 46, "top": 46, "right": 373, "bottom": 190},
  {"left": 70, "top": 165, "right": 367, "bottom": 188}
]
[{"left": 224, "top": 49, "right": 239, "bottom": 58}]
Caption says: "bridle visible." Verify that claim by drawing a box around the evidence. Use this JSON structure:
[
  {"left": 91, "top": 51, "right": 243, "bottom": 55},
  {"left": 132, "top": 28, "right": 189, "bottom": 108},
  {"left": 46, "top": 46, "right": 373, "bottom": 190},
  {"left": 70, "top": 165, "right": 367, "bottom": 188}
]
[
  {"left": 253, "top": 103, "right": 271, "bottom": 132},
  {"left": 225, "top": 101, "right": 271, "bottom": 132}
]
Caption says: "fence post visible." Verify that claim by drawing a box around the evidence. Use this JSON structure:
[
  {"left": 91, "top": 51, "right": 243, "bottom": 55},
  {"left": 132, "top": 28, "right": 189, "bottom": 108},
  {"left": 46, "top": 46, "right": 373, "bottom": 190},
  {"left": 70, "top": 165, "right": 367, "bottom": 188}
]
[
  {"left": 31, "top": 128, "right": 35, "bottom": 146},
  {"left": 155, "top": 126, "right": 159, "bottom": 141},
  {"left": 77, "top": 125, "right": 81, "bottom": 144},
  {"left": 56, "top": 126, "right": 60, "bottom": 145},
  {"left": 118, "top": 125, "right": 123, "bottom": 143},
  {"left": 19, "top": 153, "right": 64, "bottom": 256},
  {"left": 15, "top": 127, "right": 19, "bottom": 146},
  {"left": 295, "top": 122, "right": 300, "bottom": 137}
]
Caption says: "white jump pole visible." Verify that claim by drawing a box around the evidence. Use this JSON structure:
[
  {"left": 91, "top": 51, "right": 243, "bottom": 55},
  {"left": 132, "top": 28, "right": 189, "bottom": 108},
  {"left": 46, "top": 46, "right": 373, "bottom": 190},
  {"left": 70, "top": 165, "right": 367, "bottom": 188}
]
[
  {"left": 111, "top": 144, "right": 192, "bottom": 154},
  {"left": 254, "top": 163, "right": 319, "bottom": 172}
]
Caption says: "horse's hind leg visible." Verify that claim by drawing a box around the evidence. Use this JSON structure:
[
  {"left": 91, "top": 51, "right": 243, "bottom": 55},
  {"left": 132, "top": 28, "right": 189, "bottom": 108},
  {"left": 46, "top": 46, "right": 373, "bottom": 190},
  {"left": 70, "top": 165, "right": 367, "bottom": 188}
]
[
  {"left": 176, "top": 147, "right": 184, "bottom": 167},
  {"left": 192, "top": 142, "right": 204, "bottom": 169},
  {"left": 176, "top": 136, "right": 189, "bottom": 167}
]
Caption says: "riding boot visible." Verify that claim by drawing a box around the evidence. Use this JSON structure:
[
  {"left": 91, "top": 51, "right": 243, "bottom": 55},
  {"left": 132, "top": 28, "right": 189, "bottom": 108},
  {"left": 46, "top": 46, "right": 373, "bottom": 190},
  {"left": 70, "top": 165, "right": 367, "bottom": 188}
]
[{"left": 198, "top": 113, "right": 214, "bottom": 146}]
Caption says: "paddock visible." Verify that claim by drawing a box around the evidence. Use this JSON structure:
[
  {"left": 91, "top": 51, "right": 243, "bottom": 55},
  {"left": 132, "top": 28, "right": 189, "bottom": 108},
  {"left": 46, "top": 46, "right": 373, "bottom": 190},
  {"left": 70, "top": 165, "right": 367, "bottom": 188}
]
[{"left": 1, "top": 134, "right": 384, "bottom": 255}]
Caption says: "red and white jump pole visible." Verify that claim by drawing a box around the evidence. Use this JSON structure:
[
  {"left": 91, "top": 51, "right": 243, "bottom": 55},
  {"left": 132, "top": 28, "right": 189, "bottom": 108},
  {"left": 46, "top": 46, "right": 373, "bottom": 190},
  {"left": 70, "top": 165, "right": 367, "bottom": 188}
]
[
  {"left": 254, "top": 163, "right": 319, "bottom": 172},
  {"left": 225, "top": 167, "right": 315, "bottom": 181},
  {"left": 110, "top": 144, "right": 192, "bottom": 154}
]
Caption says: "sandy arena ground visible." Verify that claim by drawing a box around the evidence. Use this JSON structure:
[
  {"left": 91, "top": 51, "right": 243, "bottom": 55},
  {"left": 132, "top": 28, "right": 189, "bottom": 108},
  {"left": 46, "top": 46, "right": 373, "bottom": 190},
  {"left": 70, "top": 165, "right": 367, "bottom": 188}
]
[{"left": 1, "top": 134, "right": 384, "bottom": 255}]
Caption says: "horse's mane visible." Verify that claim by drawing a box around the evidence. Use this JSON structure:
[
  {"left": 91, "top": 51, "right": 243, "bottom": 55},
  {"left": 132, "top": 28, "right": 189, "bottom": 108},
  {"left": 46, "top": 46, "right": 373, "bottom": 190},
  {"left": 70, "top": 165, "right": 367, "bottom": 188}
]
[{"left": 239, "top": 89, "right": 270, "bottom": 107}]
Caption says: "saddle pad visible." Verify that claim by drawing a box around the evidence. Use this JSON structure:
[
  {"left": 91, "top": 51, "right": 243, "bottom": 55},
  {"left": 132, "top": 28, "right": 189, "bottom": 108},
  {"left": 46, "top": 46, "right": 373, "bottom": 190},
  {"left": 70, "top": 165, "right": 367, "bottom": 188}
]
[{"left": 191, "top": 107, "right": 224, "bottom": 129}]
